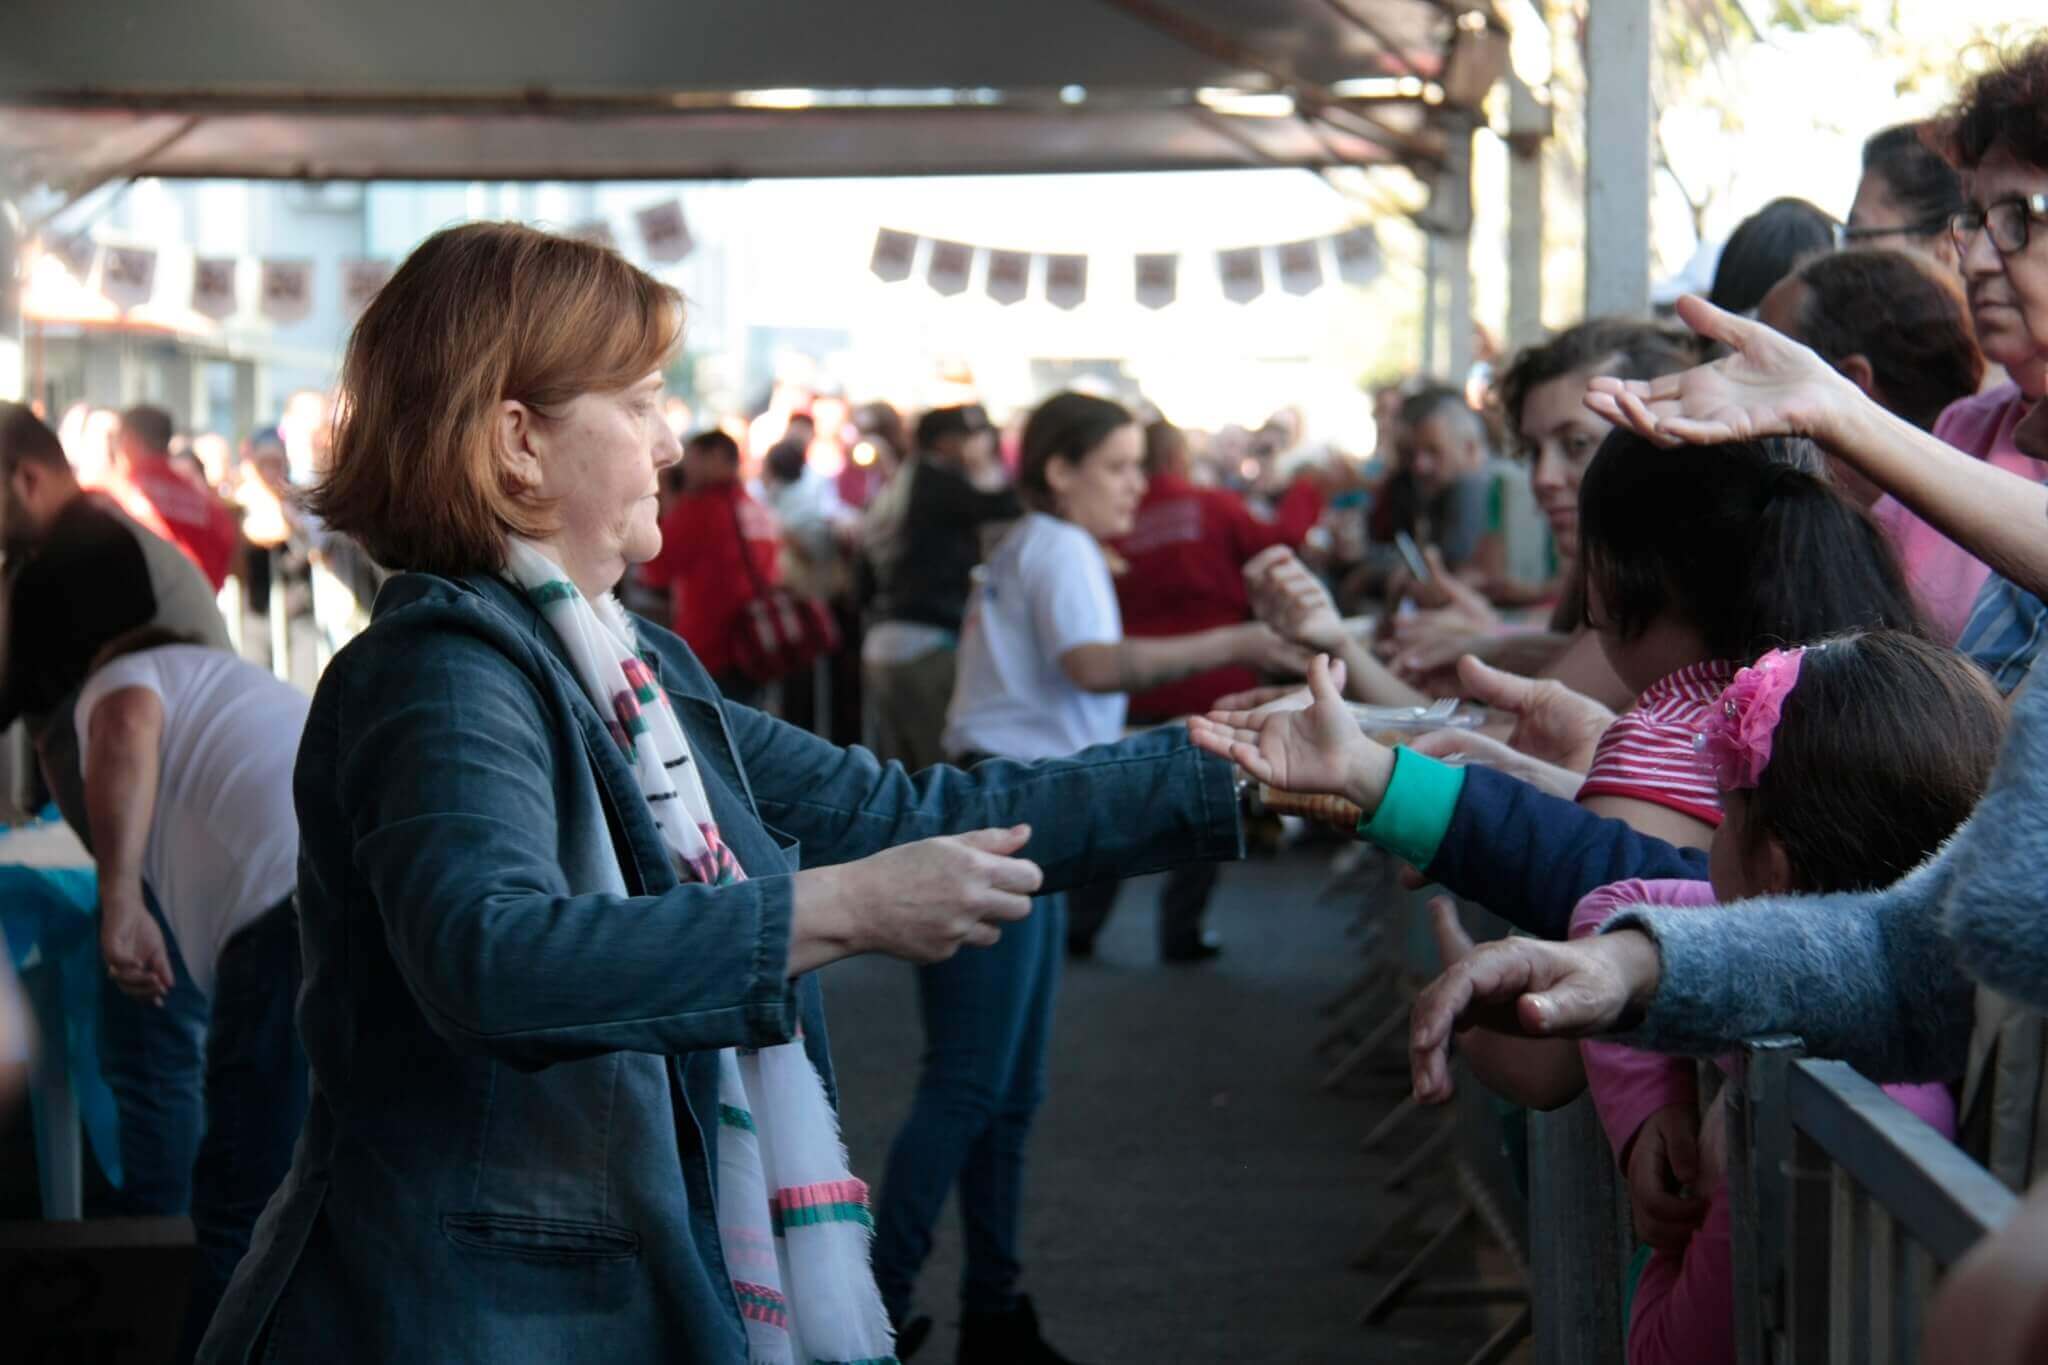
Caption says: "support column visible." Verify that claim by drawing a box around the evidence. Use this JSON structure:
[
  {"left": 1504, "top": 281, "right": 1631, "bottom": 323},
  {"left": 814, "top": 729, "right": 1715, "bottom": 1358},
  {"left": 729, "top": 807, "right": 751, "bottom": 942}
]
[
  {"left": 1583, "top": 0, "right": 1652, "bottom": 317},
  {"left": 0, "top": 205, "right": 22, "bottom": 402},
  {"left": 1437, "top": 113, "right": 1478, "bottom": 384},
  {"left": 1507, "top": 75, "right": 1549, "bottom": 348},
  {"left": 1420, "top": 232, "right": 1441, "bottom": 378}
]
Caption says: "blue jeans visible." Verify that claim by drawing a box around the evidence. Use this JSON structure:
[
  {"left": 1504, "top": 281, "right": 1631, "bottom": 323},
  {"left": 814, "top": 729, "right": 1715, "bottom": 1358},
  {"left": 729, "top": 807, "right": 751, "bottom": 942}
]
[
  {"left": 97, "top": 893, "right": 308, "bottom": 1364},
  {"left": 183, "top": 897, "right": 308, "bottom": 1362},
  {"left": 871, "top": 891, "right": 1063, "bottom": 1320},
  {"left": 96, "top": 888, "right": 208, "bottom": 1219}
]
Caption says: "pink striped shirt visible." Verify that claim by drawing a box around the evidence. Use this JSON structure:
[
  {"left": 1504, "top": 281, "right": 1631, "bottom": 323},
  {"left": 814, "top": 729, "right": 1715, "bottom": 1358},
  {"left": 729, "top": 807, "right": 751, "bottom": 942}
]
[{"left": 1576, "top": 660, "right": 1738, "bottom": 827}]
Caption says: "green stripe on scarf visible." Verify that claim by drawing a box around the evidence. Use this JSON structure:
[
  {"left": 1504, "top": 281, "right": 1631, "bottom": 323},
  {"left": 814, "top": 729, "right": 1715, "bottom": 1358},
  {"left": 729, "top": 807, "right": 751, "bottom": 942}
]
[
  {"left": 718, "top": 1104, "right": 756, "bottom": 1133},
  {"left": 773, "top": 1201, "right": 874, "bottom": 1235},
  {"left": 530, "top": 580, "right": 579, "bottom": 606}
]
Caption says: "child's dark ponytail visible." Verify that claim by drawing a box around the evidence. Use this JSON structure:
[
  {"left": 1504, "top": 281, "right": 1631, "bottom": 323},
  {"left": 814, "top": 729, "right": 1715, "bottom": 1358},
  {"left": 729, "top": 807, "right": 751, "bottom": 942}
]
[{"left": 1577, "top": 432, "right": 1928, "bottom": 661}]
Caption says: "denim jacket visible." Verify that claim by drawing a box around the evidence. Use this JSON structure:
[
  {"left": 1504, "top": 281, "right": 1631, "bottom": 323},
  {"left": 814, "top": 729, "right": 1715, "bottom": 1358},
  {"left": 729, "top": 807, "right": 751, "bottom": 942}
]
[{"left": 199, "top": 570, "right": 1241, "bottom": 1363}]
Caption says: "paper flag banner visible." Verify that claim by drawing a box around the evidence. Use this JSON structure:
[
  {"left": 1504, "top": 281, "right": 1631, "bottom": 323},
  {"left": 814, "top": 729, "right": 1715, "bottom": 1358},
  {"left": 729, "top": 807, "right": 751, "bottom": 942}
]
[
  {"left": 927, "top": 239, "right": 973, "bottom": 297},
  {"left": 341, "top": 259, "right": 395, "bottom": 316},
  {"left": 1331, "top": 225, "right": 1383, "bottom": 286},
  {"left": 1044, "top": 253, "right": 1087, "bottom": 310},
  {"left": 192, "top": 257, "right": 239, "bottom": 319},
  {"left": 569, "top": 220, "right": 617, "bottom": 251},
  {"left": 635, "top": 200, "right": 692, "bottom": 262},
  {"left": 260, "top": 259, "right": 314, "bottom": 324},
  {"left": 1278, "top": 239, "right": 1325, "bottom": 296},
  {"left": 1218, "top": 247, "right": 1265, "bottom": 304},
  {"left": 102, "top": 247, "right": 158, "bottom": 309},
  {"left": 871, "top": 229, "right": 918, "bottom": 283},
  {"left": 986, "top": 249, "right": 1030, "bottom": 306},
  {"left": 1134, "top": 253, "right": 1178, "bottom": 310},
  {"left": 53, "top": 233, "right": 99, "bottom": 280}
]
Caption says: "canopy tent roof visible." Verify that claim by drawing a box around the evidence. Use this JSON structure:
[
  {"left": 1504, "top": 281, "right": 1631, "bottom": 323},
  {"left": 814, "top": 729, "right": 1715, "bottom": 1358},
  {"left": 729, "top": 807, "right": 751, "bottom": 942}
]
[{"left": 0, "top": 0, "right": 1503, "bottom": 188}]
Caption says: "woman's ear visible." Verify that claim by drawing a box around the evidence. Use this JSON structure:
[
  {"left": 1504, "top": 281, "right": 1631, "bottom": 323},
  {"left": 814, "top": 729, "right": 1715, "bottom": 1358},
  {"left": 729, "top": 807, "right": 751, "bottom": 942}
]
[
  {"left": 1753, "top": 833, "right": 1798, "bottom": 897},
  {"left": 494, "top": 400, "right": 545, "bottom": 495},
  {"left": 1835, "top": 354, "right": 1879, "bottom": 404},
  {"left": 1041, "top": 452, "right": 1073, "bottom": 503}
]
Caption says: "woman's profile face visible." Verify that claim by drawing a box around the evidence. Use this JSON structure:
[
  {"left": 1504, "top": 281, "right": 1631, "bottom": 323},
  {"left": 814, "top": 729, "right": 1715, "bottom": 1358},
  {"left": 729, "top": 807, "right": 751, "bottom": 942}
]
[
  {"left": 531, "top": 372, "right": 681, "bottom": 574},
  {"left": 1046, "top": 421, "right": 1146, "bottom": 541},
  {"left": 1957, "top": 144, "right": 2048, "bottom": 375},
  {"left": 1519, "top": 366, "right": 1614, "bottom": 564},
  {"left": 1848, "top": 168, "right": 1962, "bottom": 275}
]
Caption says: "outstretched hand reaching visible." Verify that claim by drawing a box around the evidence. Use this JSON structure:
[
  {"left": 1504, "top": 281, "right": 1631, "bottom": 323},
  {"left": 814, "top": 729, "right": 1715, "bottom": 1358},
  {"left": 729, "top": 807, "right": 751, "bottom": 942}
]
[
  {"left": 1583, "top": 293, "right": 1862, "bottom": 449},
  {"left": 1188, "top": 653, "right": 1391, "bottom": 805}
]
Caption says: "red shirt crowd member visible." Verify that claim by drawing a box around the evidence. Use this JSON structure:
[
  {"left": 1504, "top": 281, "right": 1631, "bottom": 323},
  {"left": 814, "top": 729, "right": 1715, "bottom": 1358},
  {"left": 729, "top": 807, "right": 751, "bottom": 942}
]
[
  {"left": 641, "top": 429, "right": 781, "bottom": 687},
  {"left": 1110, "top": 421, "right": 1298, "bottom": 722},
  {"left": 103, "top": 405, "right": 240, "bottom": 590}
]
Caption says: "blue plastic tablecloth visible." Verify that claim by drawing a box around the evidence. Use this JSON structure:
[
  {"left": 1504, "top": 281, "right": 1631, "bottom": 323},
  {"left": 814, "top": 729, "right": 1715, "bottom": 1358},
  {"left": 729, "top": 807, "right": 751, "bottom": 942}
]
[{"left": 0, "top": 810, "right": 121, "bottom": 1188}]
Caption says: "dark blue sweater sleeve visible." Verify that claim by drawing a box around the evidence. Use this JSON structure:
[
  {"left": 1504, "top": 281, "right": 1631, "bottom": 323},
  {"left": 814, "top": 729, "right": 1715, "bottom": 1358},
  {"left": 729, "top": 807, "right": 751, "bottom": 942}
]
[{"left": 1425, "top": 764, "right": 1709, "bottom": 938}]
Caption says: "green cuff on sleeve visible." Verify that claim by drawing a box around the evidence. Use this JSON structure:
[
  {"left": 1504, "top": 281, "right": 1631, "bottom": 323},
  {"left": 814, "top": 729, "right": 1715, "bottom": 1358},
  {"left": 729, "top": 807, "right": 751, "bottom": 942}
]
[{"left": 1355, "top": 747, "right": 1466, "bottom": 870}]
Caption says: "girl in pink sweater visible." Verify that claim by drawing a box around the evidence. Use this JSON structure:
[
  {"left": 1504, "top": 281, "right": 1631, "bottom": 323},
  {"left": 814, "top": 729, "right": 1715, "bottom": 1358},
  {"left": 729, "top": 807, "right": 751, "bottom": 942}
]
[{"left": 1436, "top": 631, "right": 2005, "bottom": 1364}]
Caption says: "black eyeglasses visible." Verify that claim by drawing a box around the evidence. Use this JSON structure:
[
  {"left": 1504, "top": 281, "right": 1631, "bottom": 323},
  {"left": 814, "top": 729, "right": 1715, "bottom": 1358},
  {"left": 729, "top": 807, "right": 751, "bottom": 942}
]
[{"left": 1950, "top": 193, "right": 2048, "bottom": 255}]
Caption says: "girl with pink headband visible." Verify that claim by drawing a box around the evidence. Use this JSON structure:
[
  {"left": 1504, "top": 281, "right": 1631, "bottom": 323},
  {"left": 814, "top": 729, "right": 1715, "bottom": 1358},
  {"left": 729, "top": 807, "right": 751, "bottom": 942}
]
[{"left": 1190, "top": 631, "right": 2004, "bottom": 1365}]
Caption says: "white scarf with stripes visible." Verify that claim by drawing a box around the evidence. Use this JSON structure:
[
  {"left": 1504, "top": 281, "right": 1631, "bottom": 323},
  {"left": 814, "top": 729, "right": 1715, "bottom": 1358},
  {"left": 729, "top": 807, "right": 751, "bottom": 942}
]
[{"left": 505, "top": 539, "right": 895, "bottom": 1365}]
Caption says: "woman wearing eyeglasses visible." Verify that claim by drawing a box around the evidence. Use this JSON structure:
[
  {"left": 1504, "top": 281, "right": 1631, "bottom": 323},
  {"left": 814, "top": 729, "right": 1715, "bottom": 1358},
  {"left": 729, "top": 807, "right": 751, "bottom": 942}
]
[
  {"left": 1597, "top": 41, "right": 2048, "bottom": 672},
  {"left": 1844, "top": 122, "right": 1969, "bottom": 273}
]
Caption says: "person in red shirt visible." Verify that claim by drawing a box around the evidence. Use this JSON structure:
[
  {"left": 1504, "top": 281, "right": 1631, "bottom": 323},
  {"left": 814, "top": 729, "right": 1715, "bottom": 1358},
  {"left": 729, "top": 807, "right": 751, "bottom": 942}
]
[
  {"left": 640, "top": 429, "right": 782, "bottom": 703},
  {"left": 1068, "top": 420, "right": 1302, "bottom": 962},
  {"left": 103, "top": 405, "right": 240, "bottom": 590},
  {"left": 1114, "top": 421, "right": 1300, "bottom": 722}
]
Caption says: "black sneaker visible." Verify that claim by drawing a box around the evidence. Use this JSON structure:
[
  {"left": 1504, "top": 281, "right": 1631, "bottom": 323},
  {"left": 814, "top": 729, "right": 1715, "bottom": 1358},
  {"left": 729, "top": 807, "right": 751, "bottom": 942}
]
[{"left": 956, "top": 1296, "right": 1082, "bottom": 1364}]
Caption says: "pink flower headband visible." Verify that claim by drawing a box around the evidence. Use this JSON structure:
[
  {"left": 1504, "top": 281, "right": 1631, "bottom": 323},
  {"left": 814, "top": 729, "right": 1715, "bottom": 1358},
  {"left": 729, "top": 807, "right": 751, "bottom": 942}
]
[{"left": 1696, "top": 647, "right": 1806, "bottom": 791}]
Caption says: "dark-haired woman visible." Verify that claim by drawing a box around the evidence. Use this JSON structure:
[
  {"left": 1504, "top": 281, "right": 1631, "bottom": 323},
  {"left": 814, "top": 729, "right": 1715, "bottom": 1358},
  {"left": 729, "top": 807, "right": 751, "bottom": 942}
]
[
  {"left": 870, "top": 393, "right": 1305, "bottom": 1362},
  {"left": 1848, "top": 122, "right": 1968, "bottom": 271},
  {"left": 1757, "top": 248, "right": 2004, "bottom": 639},
  {"left": 1707, "top": 197, "right": 1839, "bottom": 318}
]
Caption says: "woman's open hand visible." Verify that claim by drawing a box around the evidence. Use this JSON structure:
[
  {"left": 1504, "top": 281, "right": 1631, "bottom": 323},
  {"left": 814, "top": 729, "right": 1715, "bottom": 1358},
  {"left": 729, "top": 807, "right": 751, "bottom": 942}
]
[
  {"left": 1409, "top": 930, "right": 1662, "bottom": 1103},
  {"left": 795, "top": 826, "right": 1044, "bottom": 970},
  {"left": 1244, "top": 546, "right": 1350, "bottom": 654},
  {"left": 1189, "top": 654, "right": 1390, "bottom": 804},
  {"left": 1452, "top": 654, "right": 1614, "bottom": 772},
  {"left": 1584, "top": 293, "right": 1863, "bottom": 449}
]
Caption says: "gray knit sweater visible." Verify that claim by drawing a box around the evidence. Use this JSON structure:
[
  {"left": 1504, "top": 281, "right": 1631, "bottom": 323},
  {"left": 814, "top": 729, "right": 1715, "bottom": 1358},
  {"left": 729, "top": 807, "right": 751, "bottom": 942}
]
[{"left": 1604, "top": 682, "right": 2048, "bottom": 1082}]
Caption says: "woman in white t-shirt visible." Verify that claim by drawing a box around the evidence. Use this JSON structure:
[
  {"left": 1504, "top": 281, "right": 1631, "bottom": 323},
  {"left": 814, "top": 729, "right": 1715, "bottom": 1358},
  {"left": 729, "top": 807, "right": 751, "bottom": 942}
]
[{"left": 874, "top": 393, "right": 1306, "bottom": 1360}]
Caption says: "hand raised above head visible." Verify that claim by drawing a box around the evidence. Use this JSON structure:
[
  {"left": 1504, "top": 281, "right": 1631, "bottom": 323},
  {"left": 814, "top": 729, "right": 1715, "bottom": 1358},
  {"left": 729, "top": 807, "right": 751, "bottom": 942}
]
[{"left": 1583, "top": 293, "right": 1861, "bottom": 449}]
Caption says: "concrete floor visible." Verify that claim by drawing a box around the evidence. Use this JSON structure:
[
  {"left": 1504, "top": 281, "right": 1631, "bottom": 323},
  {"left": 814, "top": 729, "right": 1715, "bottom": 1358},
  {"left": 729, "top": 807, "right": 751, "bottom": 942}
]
[{"left": 824, "top": 848, "right": 1524, "bottom": 1364}]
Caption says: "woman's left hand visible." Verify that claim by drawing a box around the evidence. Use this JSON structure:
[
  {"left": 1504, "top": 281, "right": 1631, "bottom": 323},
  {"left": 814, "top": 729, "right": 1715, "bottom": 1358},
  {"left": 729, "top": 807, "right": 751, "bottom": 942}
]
[
  {"left": 1189, "top": 653, "right": 1390, "bottom": 804},
  {"left": 1584, "top": 294, "right": 1861, "bottom": 448}
]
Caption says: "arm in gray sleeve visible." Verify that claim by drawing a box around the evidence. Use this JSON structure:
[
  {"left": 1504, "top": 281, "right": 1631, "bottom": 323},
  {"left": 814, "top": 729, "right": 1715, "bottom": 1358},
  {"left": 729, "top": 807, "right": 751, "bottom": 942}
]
[
  {"left": 1940, "top": 683, "right": 2048, "bottom": 1012},
  {"left": 1601, "top": 851, "right": 1974, "bottom": 1082},
  {"left": 1595, "top": 675, "right": 2048, "bottom": 1083}
]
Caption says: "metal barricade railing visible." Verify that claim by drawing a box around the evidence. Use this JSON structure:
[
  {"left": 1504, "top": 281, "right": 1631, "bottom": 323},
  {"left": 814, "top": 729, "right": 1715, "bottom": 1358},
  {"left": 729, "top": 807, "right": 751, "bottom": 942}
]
[{"left": 1729, "top": 1039, "right": 2020, "bottom": 1365}]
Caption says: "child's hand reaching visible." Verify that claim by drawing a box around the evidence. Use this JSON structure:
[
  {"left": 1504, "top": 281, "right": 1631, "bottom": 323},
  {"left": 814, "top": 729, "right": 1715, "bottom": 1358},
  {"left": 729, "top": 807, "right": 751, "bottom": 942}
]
[
  {"left": 1626, "top": 1102, "right": 1707, "bottom": 1251},
  {"left": 1188, "top": 653, "right": 1393, "bottom": 808}
]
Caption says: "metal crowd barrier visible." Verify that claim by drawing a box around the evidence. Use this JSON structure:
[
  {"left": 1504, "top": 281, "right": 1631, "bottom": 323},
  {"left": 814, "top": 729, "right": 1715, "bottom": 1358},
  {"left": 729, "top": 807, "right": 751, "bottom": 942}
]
[{"left": 1726, "top": 1038, "right": 2019, "bottom": 1365}]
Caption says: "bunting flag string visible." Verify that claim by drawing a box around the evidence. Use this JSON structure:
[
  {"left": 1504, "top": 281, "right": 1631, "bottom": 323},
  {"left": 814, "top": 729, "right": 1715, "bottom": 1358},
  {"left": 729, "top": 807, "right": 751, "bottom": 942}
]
[{"left": 867, "top": 224, "right": 1379, "bottom": 308}]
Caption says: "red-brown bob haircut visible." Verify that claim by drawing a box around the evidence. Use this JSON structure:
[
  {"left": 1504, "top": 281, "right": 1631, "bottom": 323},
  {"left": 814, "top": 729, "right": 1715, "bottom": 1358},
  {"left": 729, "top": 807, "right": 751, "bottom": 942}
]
[{"left": 311, "top": 221, "right": 682, "bottom": 577}]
